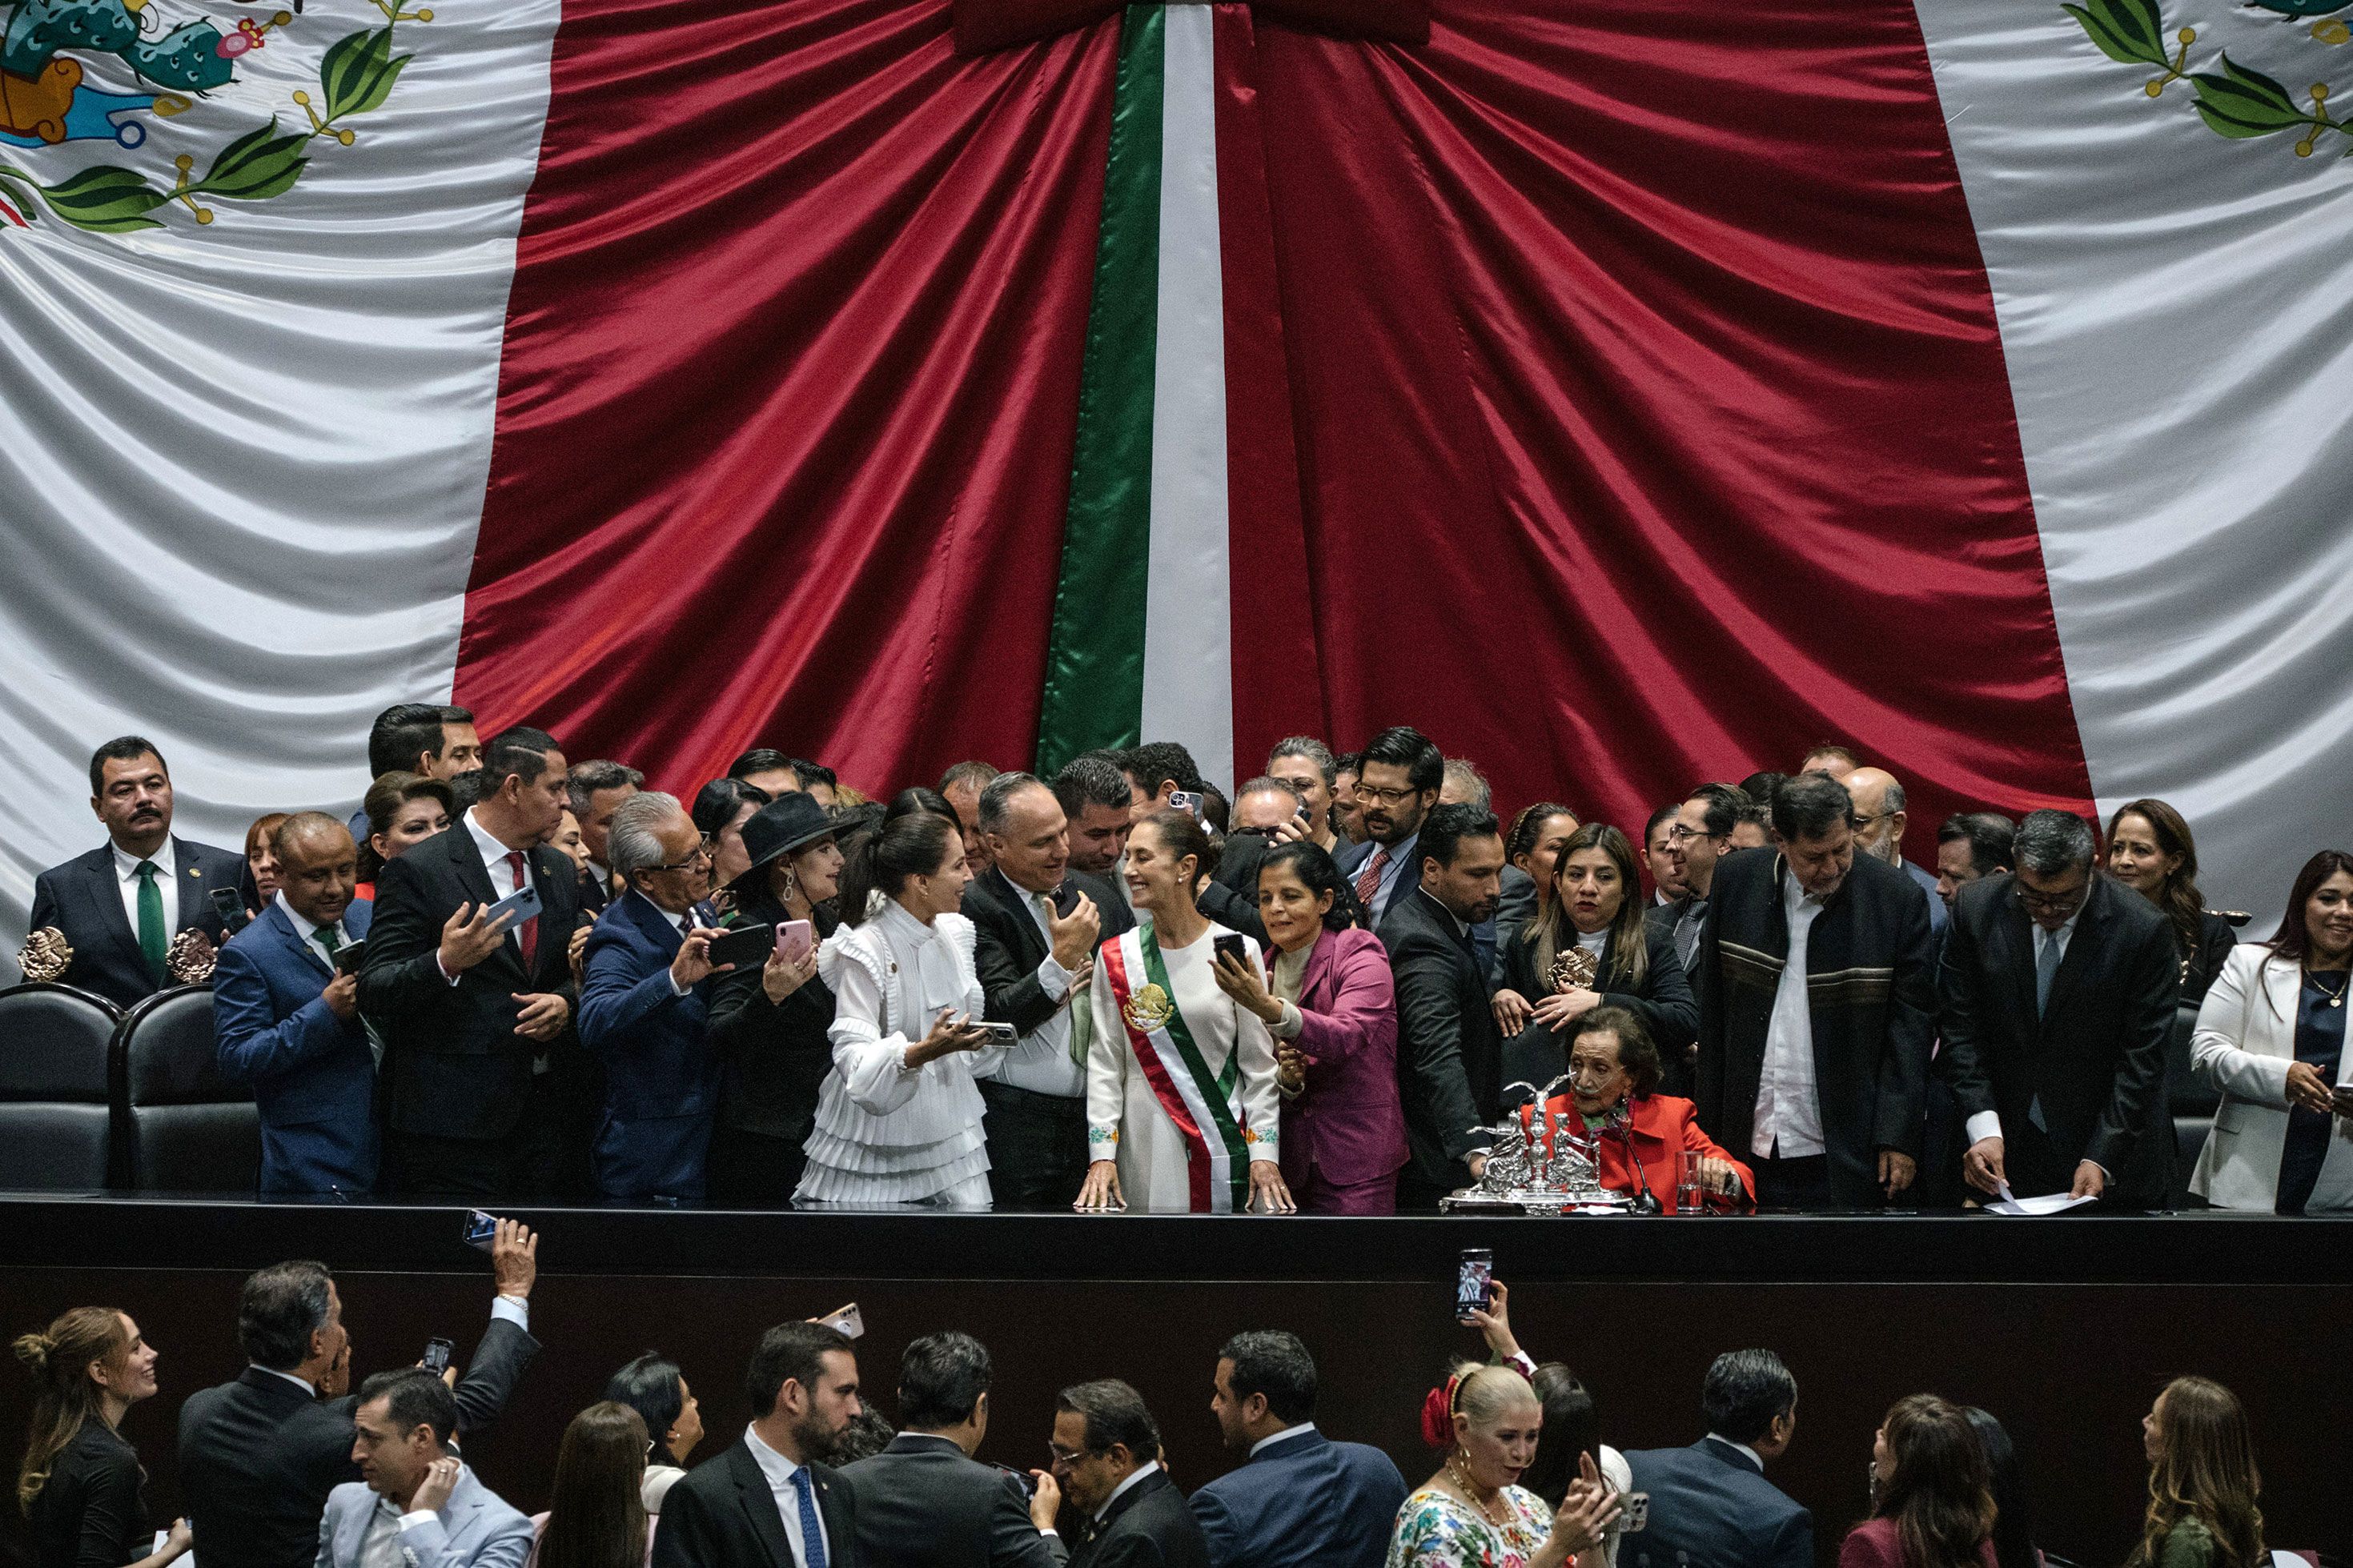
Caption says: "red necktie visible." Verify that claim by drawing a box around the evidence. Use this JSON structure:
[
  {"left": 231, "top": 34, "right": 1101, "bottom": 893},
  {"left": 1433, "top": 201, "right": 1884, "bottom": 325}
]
[
  {"left": 505, "top": 850, "right": 540, "bottom": 972},
  {"left": 1353, "top": 846, "right": 1390, "bottom": 911}
]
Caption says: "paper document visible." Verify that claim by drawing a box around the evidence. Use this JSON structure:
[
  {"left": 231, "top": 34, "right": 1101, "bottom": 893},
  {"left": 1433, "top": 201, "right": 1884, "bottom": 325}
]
[{"left": 1986, "top": 1191, "right": 2095, "bottom": 1216}]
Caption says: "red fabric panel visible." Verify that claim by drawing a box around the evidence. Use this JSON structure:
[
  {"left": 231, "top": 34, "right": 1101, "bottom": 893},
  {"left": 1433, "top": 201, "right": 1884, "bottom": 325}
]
[
  {"left": 1253, "top": 0, "right": 2093, "bottom": 847},
  {"left": 1214, "top": 5, "right": 1326, "bottom": 780},
  {"left": 458, "top": 0, "right": 1118, "bottom": 793}
]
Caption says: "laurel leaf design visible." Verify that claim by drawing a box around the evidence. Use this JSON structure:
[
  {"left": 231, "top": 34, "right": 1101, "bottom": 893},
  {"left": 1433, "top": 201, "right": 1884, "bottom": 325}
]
[
  {"left": 33, "top": 163, "right": 167, "bottom": 231},
  {"left": 320, "top": 26, "right": 411, "bottom": 121},
  {"left": 2065, "top": 0, "right": 2170, "bottom": 66},
  {"left": 2190, "top": 54, "right": 2311, "bottom": 136},
  {"left": 187, "top": 116, "right": 311, "bottom": 199}
]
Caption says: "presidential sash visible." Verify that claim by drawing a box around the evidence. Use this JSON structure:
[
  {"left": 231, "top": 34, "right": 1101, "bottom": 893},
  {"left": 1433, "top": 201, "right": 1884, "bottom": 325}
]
[{"left": 1101, "top": 924, "right": 1253, "bottom": 1213}]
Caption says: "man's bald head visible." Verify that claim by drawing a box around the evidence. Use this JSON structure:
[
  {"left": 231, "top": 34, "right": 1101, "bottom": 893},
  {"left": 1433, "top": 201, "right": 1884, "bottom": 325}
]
[
  {"left": 1841, "top": 768, "right": 1908, "bottom": 866},
  {"left": 274, "top": 812, "right": 359, "bottom": 927}
]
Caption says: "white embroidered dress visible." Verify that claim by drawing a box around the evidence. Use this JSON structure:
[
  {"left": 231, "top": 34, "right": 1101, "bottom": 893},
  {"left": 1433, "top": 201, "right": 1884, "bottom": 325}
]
[{"left": 794, "top": 901, "right": 1002, "bottom": 1207}]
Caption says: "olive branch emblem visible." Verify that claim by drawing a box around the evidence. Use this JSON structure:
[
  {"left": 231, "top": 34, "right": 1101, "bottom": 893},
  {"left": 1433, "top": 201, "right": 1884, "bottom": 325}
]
[
  {"left": 0, "top": 0, "right": 430, "bottom": 235},
  {"left": 2065, "top": 0, "right": 2353, "bottom": 157}
]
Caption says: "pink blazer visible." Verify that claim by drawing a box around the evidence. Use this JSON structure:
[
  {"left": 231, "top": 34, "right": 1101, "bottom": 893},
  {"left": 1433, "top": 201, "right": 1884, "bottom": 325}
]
[{"left": 1279, "top": 925, "right": 1410, "bottom": 1191}]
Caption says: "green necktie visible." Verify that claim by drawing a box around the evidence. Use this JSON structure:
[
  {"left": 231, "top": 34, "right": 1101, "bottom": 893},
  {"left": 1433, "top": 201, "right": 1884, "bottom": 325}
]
[
  {"left": 135, "top": 860, "right": 167, "bottom": 976},
  {"left": 315, "top": 924, "right": 342, "bottom": 965},
  {"left": 1042, "top": 893, "right": 1092, "bottom": 1067}
]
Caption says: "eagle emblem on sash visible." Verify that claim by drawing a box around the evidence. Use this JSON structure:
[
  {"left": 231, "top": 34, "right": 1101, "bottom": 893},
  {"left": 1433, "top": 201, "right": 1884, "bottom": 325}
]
[{"left": 1122, "top": 981, "right": 1174, "bottom": 1033}]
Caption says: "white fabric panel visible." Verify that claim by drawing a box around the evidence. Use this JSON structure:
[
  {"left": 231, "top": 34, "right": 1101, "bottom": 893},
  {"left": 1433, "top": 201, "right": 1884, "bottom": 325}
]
[
  {"left": 1917, "top": 0, "right": 2353, "bottom": 928},
  {"left": 1140, "top": 1, "right": 1236, "bottom": 792},
  {"left": 0, "top": 0, "right": 560, "bottom": 968}
]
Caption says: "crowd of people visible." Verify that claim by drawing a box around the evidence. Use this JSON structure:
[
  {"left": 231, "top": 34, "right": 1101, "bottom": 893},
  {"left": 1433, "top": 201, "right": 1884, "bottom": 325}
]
[
  {"left": 17, "top": 710, "right": 2353, "bottom": 1213},
  {"left": 10, "top": 1251, "right": 2284, "bottom": 1568}
]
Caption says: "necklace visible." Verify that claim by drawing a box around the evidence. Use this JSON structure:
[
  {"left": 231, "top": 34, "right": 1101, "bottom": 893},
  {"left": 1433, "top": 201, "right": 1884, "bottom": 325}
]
[
  {"left": 1445, "top": 1453, "right": 1508, "bottom": 1529},
  {"left": 2310, "top": 967, "right": 2349, "bottom": 1009}
]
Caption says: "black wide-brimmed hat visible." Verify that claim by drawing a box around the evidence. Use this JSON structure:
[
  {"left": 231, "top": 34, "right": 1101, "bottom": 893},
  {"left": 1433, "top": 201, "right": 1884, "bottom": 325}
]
[{"left": 736, "top": 791, "right": 837, "bottom": 882}]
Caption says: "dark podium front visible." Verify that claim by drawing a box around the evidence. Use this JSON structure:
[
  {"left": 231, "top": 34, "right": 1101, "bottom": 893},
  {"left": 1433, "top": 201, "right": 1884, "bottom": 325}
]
[{"left": 4, "top": 1198, "right": 2347, "bottom": 1567}]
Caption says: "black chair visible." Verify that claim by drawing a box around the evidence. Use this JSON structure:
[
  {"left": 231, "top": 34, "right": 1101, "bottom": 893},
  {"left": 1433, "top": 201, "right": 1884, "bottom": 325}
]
[
  {"left": 0, "top": 983, "right": 121, "bottom": 1189},
  {"left": 2164, "top": 1001, "right": 2214, "bottom": 1208},
  {"left": 115, "top": 985, "right": 259, "bottom": 1193}
]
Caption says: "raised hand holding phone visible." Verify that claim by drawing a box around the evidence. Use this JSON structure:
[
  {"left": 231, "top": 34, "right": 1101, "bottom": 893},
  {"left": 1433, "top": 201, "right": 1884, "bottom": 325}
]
[
  {"left": 906, "top": 1009, "right": 983, "bottom": 1069},
  {"left": 436, "top": 900, "right": 506, "bottom": 975}
]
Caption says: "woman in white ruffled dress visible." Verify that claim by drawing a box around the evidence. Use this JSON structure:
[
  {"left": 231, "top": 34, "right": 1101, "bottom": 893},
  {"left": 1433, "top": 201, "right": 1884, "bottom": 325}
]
[{"left": 794, "top": 808, "right": 1005, "bottom": 1207}]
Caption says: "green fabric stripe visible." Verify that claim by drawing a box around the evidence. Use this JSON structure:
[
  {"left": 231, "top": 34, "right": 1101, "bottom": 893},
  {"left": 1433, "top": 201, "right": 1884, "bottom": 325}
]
[
  {"left": 1138, "top": 924, "right": 1250, "bottom": 1200},
  {"left": 1034, "top": 2, "right": 1164, "bottom": 777}
]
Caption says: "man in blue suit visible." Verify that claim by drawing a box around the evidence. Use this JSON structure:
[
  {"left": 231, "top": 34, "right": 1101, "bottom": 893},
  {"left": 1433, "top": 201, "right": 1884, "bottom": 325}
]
[
  {"left": 319, "top": 1369, "right": 532, "bottom": 1568},
  {"left": 576, "top": 792, "right": 731, "bottom": 1202},
  {"left": 1191, "top": 1331, "right": 1405, "bottom": 1568},
  {"left": 213, "top": 812, "right": 378, "bottom": 1197},
  {"left": 1624, "top": 1349, "right": 1812, "bottom": 1568},
  {"left": 29, "top": 736, "right": 244, "bottom": 1007}
]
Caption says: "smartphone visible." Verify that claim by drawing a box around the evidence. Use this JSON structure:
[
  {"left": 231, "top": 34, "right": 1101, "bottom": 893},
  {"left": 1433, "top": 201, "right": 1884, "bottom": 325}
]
[
  {"left": 332, "top": 939, "right": 367, "bottom": 975},
  {"left": 1621, "top": 1493, "right": 1648, "bottom": 1533},
  {"left": 997, "top": 1464, "right": 1038, "bottom": 1498},
  {"left": 482, "top": 881, "right": 543, "bottom": 932},
  {"left": 210, "top": 886, "right": 252, "bottom": 934},
  {"left": 972, "top": 1021, "right": 1018, "bottom": 1043},
  {"left": 1455, "top": 1247, "right": 1494, "bottom": 1322},
  {"left": 463, "top": 1209, "right": 500, "bottom": 1252},
  {"left": 707, "top": 922, "right": 777, "bottom": 972},
  {"left": 1212, "top": 933, "right": 1250, "bottom": 968},
  {"left": 420, "top": 1337, "right": 454, "bottom": 1376},
  {"left": 777, "top": 918, "right": 816, "bottom": 964},
  {"left": 1051, "top": 882, "right": 1083, "bottom": 918},
  {"left": 815, "top": 1302, "right": 864, "bottom": 1338},
  {"left": 1167, "top": 789, "right": 1205, "bottom": 820}
]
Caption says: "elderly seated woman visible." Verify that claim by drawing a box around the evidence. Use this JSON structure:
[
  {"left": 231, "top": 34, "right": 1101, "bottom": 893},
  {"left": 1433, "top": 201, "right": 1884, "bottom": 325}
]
[{"left": 1516, "top": 1008, "right": 1753, "bottom": 1212}]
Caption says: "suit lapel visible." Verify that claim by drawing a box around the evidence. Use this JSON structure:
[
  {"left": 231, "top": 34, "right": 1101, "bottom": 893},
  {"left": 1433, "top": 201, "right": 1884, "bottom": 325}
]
[
  {"left": 1299, "top": 928, "right": 1336, "bottom": 1006},
  {"left": 441, "top": 823, "right": 524, "bottom": 978},
  {"left": 524, "top": 846, "right": 573, "bottom": 986},
  {"left": 338, "top": 1488, "right": 373, "bottom": 1564},
  {"left": 729, "top": 1442, "right": 794, "bottom": 1568},
  {"left": 1999, "top": 892, "right": 2039, "bottom": 1040},
  {"left": 265, "top": 902, "right": 334, "bottom": 980},
  {"left": 78, "top": 848, "right": 144, "bottom": 968},
  {"left": 2042, "top": 876, "right": 2108, "bottom": 1030},
  {"left": 994, "top": 868, "right": 1048, "bottom": 967},
  {"left": 173, "top": 837, "right": 223, "bottom": 935}
]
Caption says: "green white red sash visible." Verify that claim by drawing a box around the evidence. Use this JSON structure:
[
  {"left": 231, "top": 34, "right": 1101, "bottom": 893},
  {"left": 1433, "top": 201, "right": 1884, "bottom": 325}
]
[{"left": 1101, "top": 924, "right": 1251, "bottom": 1213}]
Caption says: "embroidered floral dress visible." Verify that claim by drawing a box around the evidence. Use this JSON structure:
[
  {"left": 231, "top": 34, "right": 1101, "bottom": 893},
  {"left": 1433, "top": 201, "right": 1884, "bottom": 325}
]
[{"left": 1385, "top": 1485, "right": 1553, "bottom": 1568}]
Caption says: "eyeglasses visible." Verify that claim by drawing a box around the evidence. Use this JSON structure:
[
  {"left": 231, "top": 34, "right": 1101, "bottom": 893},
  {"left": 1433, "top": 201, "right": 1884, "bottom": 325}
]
[
  {"left": 2014, "top": 882, "right": 2087, "bottom": 912},
  {"left": 1048, "top": 1442, "right": 1089, "bottom": 1464},
  {"left": 1849, "top": 811, "right": 1890, "bottom": 829},
  {"left": 1354, "top": 784, "right": 1422, "bottom": 806},
  {"left": 651, "top": 839, "right": 714, "bottom": 875},
  {"left": 1663, "top": 824, "right": 1722, "bottom": 845}
]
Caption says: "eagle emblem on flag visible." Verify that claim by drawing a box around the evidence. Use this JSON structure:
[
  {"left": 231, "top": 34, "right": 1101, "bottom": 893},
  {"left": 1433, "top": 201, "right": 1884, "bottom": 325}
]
[{"left": 0, "top": 0, "right": 428, "bottom": 233}]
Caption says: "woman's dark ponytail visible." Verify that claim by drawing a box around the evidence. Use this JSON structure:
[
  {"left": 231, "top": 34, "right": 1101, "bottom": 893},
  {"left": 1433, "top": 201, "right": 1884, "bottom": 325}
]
[{"left": 839, "top": 811, "right": 956, "bottom": 926}]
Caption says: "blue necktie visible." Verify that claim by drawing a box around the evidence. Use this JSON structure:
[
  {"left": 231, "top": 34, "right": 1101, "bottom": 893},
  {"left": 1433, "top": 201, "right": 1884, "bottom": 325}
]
[{"left": 790, "top": 1466, "right": 829, "bottom": 1568}]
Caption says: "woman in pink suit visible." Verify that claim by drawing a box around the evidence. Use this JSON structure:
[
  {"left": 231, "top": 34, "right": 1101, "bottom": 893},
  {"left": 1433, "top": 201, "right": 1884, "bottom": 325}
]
[{"left": 1213, "top": 840, "right": 1409, "bottom": 1213}]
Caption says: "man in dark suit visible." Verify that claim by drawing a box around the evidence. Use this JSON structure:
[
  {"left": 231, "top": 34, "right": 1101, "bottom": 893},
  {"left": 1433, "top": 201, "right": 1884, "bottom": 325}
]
[
  {"left": 175, "top": 1228, "right": 542, "bottom": 1568},
  {"left": 1379, "top": 803, "right": 1507, "bottom": 1209},
  {"left": 28, "top": 736, "right": 243, "bottom": 1007},
  {"left": 212, "top": 813, "right": 378, "bottom": 1196},
  {"left": 1692, "top": 774, "right": 1937, "bottom": 1210},
  {"left": 656, "top": 1320, "right": 865, "bottom": 1568},
  {"left": 1336, "top": 727, "right": 1443, "bottom": 928},
  {"left": 347, "top": 703, "right": 482, "bottom": 842},
  {"left": 1937, "top": 809, "right": 2179, "bottom": 1207},
  {"left": 841, "top": 1331, "right": 1066, "bottom": 1568},
  {"left": 576, "top": 790, "right": 731, "bottom": 1201},
  {"left": 966, "top": 772, "right": 1131, "bottom": 1210},
  {"left": 1624, "top": 1349, "right": 1811, "bottom": 1568},
  {"left": 564, "top": 758, "right": 642, "bottom": 915},
  {"left": 1191, "top": 1331, "right": 1405, "bottom": 1568},
  {"left": 358, "top": 724, "right": 586, "bottom": 1198},
  {"left": 1051, "top": 1381, "right": 1206, "bottom": 1568}
]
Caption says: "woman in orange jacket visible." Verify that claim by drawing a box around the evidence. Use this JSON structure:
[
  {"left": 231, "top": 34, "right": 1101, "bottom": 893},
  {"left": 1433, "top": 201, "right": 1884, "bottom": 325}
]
[{"left": 1518, "top": 1006, "right": 1753, "bottom": 1212}]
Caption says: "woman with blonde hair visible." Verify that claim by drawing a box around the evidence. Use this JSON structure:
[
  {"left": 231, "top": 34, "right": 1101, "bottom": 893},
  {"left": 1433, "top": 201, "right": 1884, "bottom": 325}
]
[
  {"left": 14, "top": 1306, "right": 190, "bottom": 1568},
  {"left": 2130, "top": 1378, "right": 2264, "bottom": 1568},
  {"left": 1387, "top": 1361, "right": 1621, "bottom": 1568},
  {"left": 1840, "top": 1394, "right": 1996, "bottom": 1568}
]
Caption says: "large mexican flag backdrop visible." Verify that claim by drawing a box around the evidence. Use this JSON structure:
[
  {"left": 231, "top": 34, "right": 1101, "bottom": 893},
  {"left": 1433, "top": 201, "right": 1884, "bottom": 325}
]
[{"left": 4, "top": 0, "right": 2350, "bottom": 958}]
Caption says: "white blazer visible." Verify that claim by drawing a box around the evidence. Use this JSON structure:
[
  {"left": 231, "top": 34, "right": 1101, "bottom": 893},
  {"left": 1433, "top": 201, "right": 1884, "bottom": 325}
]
[{"left": 2188, "top": 944, "right": 2353, "bottom": 1211}]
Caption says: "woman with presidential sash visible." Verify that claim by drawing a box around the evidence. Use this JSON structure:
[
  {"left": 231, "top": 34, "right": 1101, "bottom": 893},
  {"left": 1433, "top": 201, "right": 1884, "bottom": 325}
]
[{"left": 1075, "top": 810, "right": 1295, "bottom": 1214}]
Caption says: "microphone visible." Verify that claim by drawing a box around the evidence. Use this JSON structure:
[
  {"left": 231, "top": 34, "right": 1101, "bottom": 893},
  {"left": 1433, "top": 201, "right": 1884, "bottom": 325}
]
[{"left": 1601, "top": 1105, "right": 1662, "bottom": 1214}]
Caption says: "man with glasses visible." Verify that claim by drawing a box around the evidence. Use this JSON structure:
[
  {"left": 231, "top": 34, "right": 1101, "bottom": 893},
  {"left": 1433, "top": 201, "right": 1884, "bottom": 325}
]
[
  {"left": 360, "top": 724, "right": 586, "bottom": 1198},
  {"left": 1691, "top": 773, "right": 1938, "bottom": 1210},
  {"left": 1841, "top": 767, "right": 1948, "bottom": 937},
  {"left": 576, "top": 792, "right": 733, "bottom": 1202},
  {"left": 1337, "top": 727, "right": 1444, "bottom": 926},
  {"left": 1935, "top": 809, "right": 2178, "bottom": 1207},
  {"left": 1662, "top": 784, "right": 1753, "bottom": 973}
]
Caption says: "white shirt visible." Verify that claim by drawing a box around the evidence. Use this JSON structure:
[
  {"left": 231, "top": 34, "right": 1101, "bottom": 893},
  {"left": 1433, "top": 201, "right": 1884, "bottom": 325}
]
[
  {"left": 1575, "top": 928, "right": 1608, "bottom": 958},
  {"left": 982, "top": 877, "right": 1083, "bottom": 1098},
  {"left": 1094, "top": 1461, "right": 1162, "bottom": 1522},
  {"left": 1963, "top": 912, "right": 2085, "bottom": 1150},
  {"left": 275, "top": 889, "right": 352, "bottom": 964},
  {"left": 1249, "top": 1422, "right": 1318, "bottom": 1459},
  {"left": 631, "top": 889, "right": 701, "bottom": 997},
  {"left": 1752, "top": 872, "right": 1827, "bottom": 1161},
  {"left": 356, "top": 1489, "right": 439, "bottom": 1566},
  {"left": 744, "top": 1425, "right": 830, "bottom": 1568},
  {"left": 111, "top": 838, "right": 179, "bottom": 942},
  {"left": 464, "top": 808, "right": 531, "bottom": 898}
]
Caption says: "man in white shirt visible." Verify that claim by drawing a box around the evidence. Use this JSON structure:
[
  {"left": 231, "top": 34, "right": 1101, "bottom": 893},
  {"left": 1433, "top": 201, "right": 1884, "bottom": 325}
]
[
  {"left": 321, "top": 1371, "right": 533, "bottom": 1568},
  {"left": 29, "top": 735, "right": 244, "bottom": 1007},
  {"left": 656, "top": 1321, "right": 869, "bottom": 1568},
  {"left": 1692, "top": 774, "right": 1938, "bottom": 1210}
]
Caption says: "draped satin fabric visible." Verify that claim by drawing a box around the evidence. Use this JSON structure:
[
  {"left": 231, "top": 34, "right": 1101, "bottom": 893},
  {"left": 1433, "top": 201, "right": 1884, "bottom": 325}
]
[{"left": 461, "top": 0, "right": 2093, "bottom": 846}]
